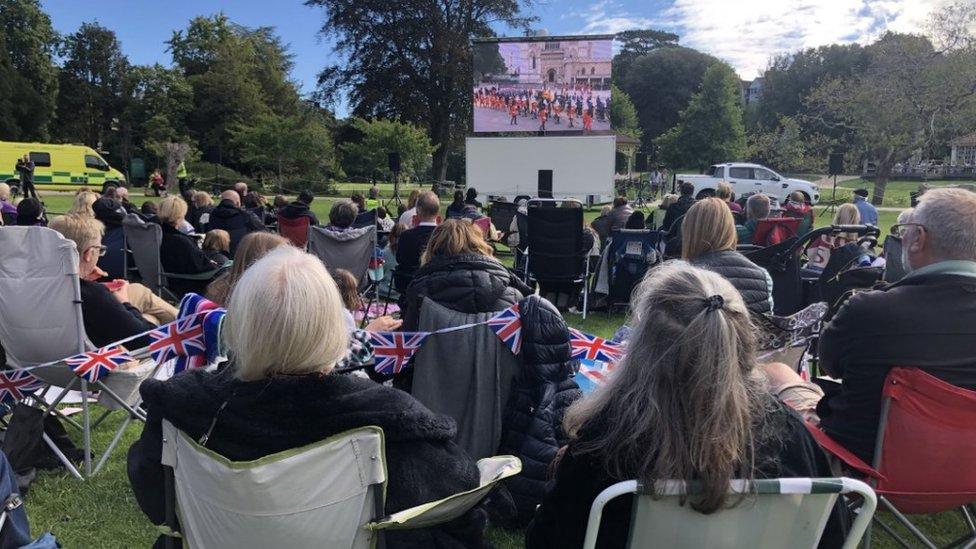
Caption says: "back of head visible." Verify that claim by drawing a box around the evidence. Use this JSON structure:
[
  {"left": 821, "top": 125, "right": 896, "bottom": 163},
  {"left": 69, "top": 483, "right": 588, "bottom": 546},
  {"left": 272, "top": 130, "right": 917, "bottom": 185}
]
[
  {"left": 453, "top": 190, "right": 464, "bottom": 204},
  {"left": 69, "top": 191, "right": 98, "bottom": 217},
  {"left": 225, "top": 246, "right": 348, "bottom": 381},
  {"left": 211, "top": 232, "right": 291, "bottom": 305},
  {"left": 329, "top": 199, "right": 358, "bottom": 228},
  {"left": 613, "top": 196, "right": 628, "bottom": 208},
  {"left": 220, "top": 190, "right": 241, "bottom": 208},
  {"left": 0, "top": 182, "right": 10, "bottom": 201},
  {"left": 298, "top": 190, "right": 314, "bottom": 205},
  {"left": 141, "top": 201, "right": 158, "bottom": 215},
  {"left": 203, "top": 229, "right": 230, "bottom": 253},
  {"left": 421, "top": 218, "right": 494, "bottom": 265},
  {"left": 102, "top": 186, "right": 118, "bottom": 200},
  {"left": 192, "top": 191, "right": 214, "bottom": 208},
  {"left": 789, "top": 191, "right": 805, "bottom": 203},
  {"left": 914, "top": 187, "right": 976, "bottom": 261},
  {"left": 233, "top": 182, "right": 248, "bottom": 199},
  {"left": 16, "top": 198, "right": 43, "bottom": 225},
  {"left": 661, "top": 193, "right": 679, "bottom": 210},
  {"left": 746, "top": 194, "right": 771, "bottom": 222},
  {"left": 274, "top": 195, "right": 288, "bottom": 208},
  {"left": 407, "top": 189, "right": 421, "bottom": 209},
  {"left": 466, "top": 187, "right": 479, "bottom": 201},
  {"left": 416, "top": 191, "right": 440, "bottom": 219},
  {"left": 49, "top": 214, "right": 104, "bottom": 252},
  {"left": 243, "top": 191, "right": 262, "bottom": 209},
  {"left": 600, "top": 205, "right": 612, "bottom": 216},
  {"left": 833, "top": 203, "right": 860, "bottom": 226},
  {"left": 715, "top": 182, "right": 733, "bottom": 201},
  {"left": 330, "top": 268, "right": 360, "bottom": 311},
  {"left": 625, "top": 210, "right": 645, "bottom": 229},
  {"left": 682, "top": 198, "right": 737, "bottom": 260},
  {"left": 158, "top": 195, "right": 188, "bottom": 226},
  {"left": 679, "top": 181, "right": 695, "bottom": 196},
  {"left": 564, "top": 261, "right": 762, "bottom": 513},
  {"left": 92, "top": 197, "right": 125, "bottom": 225}
]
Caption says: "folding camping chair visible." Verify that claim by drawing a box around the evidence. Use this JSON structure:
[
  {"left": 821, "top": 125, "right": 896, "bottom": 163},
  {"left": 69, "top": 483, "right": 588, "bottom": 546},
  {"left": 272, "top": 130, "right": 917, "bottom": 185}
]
[
  {"left": 752, "top": 217, "right": 801, "bottom": 246},
  {"left": 353, "top": 209, "right": 377, "bottom": 229},
  {"left": 583, "top": 477, "right": 876, "bottom": 549},
  {"left": 489, "top": 201, "right": 518, "bottom": 251},
  {"left": 276, "top": 216, "right": 311, "bottom": 249},
  {"left": 809, "top": 367, "right": 976, "bottom": 549},
  {"left": 604, "top": 229, "right": 667, "bottom": 311},
  {"left": 308, "top": 225, "right": 378, "bottom": 290},
  {"left": 524, "top": 198, "right": 591, "bottom": 318},
  {"left": 0, "top": 226, "right": 159, "bottom": 479},
  {"left": 123, "top": 218, "right": 220, "bottom": 301},
  {"left": 160, "top": 422, "right": 521, "bottom": 549},
  {"left": 754, "top": 302, "right": 829, "bottom": 375}
]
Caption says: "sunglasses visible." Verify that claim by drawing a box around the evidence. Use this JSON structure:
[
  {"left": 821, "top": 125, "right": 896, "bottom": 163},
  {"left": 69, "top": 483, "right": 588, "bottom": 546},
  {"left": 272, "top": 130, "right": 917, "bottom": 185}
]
[{"left": 890, "top": 223, "right": 925, "bottom": 237}]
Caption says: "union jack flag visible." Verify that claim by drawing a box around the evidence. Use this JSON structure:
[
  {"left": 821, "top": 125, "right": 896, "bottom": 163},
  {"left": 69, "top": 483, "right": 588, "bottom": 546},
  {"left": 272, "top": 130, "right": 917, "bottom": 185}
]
[
  {"left": 0, "top": 370, "right": 44, "bottom": 404},
  {"left": 576, "top": 359, "right": 618, "bottom": 394},
  {"left": 568, "top": 328, "right": 625, "bottom": 364},
  {"left": 487, "top": 304, "right": 522, "bottom": 354},
  {"left": 65, "top": 346, "right": 133, "bottom": 382},
  {"left": 370, "top": 332, "right": 430, "bottom": 375},
  {"left": 148, "top": 315, "right": 206, "bottom": 364}
]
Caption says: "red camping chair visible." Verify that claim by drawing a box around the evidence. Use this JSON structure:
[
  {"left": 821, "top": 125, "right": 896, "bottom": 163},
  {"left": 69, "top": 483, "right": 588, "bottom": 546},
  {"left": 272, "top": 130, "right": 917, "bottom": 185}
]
[
  {"left": 277, "top": 216, "right": 311, "bottom": 249},
  {"left": 472, "top": 216, "right": 492, "bottom": 239},
  {"left": 807, "top": 367, "right": 976, "bottom": 548},
  {"left": 752, "top": 217, "right": 801, "bottom": 246}
]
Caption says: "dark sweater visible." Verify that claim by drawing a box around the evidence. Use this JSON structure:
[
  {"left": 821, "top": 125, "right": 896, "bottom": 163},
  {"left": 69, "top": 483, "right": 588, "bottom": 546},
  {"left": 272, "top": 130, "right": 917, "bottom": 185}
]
[
  {"left": 396, "top": 224, "right": 437, "bottom": 272},
  {"left": 79, "top": 280, "right": 156, "bottom": 348},
  {"left": 277, "top": 201, "right": 320, "bottom": 225},
  {"left": 159, "top": 224, "right": 216, "bottom": 297},
  {"left": 525, "top": 398, "right": 848, "bottom": 549},
  {"left": 691, "top": 249, "right": 773, "bottom": 315},
  {"left": 817, "top": 271, "right": 976, "bottom": 463},
  {"left": 205, "top": 200, "right": 266, "bottom": 254},
  {"left": 127, "top": 368, "right": 488, "bottom": 549}
]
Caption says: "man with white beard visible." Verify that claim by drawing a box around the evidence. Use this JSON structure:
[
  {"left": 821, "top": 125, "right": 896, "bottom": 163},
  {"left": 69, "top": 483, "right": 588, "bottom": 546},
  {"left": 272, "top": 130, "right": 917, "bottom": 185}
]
[{"left": 763, "top": 188, "right": 976, "bottom": 463}]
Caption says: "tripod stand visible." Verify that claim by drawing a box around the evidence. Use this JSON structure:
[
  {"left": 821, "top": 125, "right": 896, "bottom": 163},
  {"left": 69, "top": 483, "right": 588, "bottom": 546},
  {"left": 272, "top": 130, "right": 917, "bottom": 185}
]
[
  {"left": 384, "top": 169, "right": 405, "bottom": 215},
  {"left": 818, "top": 174, "right": 840, "bottom": 217}
]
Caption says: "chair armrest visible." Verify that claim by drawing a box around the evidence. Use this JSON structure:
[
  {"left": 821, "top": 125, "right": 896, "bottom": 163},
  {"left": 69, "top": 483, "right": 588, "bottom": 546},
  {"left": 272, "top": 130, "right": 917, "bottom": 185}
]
[
  {"left": 803, "top": 421, "right": 885, "bottom": 481},
  {"left": 161, "top": 269, "right": 220, "bottom": 281},
  {"left": 368, "top": 456, "right": 521, "bottom": 531}
]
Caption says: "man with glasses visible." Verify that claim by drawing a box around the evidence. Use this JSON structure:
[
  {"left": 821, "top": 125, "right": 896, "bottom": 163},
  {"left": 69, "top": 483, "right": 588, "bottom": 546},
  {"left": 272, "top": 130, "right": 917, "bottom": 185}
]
[
  {"left": 48, "top": 215, "right": 176, "bottom": 348},
  {"left": 764, "top": 188, "right": 976, "bottom": 463}
]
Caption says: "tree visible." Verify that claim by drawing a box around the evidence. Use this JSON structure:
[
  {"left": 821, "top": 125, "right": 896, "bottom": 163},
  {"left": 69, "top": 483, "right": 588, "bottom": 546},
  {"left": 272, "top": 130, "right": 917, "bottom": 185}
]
[
  {"left": 609, "top": 85, "right": 642, "bottom": 140},
  {"left": 306, "top": 0, "right": 534, "bottom": 183},
  {"left": 56, "top": 22, "right": 130, "bottom": 148},
  {"left": 746, "top": 115, "right": 828, "bottom": 172},
  {"left": 808, "top": 3, "right": 976, "bottom": 204},
  {"left": 230, "top": 110, "right": 336, "bottom": 190},
  {"left": 472, "top": 42, "right": 506, "bottom": 84},
  {"left": 620, "top": 47, "right": 724, "bottom": 149},
  {"left": 0, "top": 0, "right": 59, "bottom": 139},
  {"left": 339, "top": 118, "right": 434, "bottom": 180},
  {"left": 655, "top": 63, "right": 746, "bottom": 170},
  {"left": 612, "top": 28, "right": 679, "bottom": 85},
  {"left": 168, "top": 15, "right": 302, "bottom": 166},
  {"left": 117, "top": 64, "right": 193, "bottom": 168}
]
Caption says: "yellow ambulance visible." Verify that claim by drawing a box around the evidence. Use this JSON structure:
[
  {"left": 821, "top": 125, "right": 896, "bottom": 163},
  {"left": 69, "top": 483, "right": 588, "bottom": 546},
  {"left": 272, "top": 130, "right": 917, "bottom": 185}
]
[{"left": 0, "top": 141, "right": 127, "bottom": 193}]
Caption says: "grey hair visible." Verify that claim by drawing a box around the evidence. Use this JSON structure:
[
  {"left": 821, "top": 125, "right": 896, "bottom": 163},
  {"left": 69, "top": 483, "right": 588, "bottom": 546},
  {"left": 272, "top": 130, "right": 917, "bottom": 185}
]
[
  {"left": 896, "top": 208, "right": 913, "bottom": 225},
  {"left": 746, "top": 194, "right": 770, "bottom": 222},
  {"left": 563, "top": 260, "right": 772, "bottom": 513},
  {"left": 329, "top": 199, "right": 358, "bottom": 228},
  {"left": 225, "top": 246, "right": 349, "bottom": 381},
  {"left": 913, "top": 188, "right": 976, "bottom": 261}
]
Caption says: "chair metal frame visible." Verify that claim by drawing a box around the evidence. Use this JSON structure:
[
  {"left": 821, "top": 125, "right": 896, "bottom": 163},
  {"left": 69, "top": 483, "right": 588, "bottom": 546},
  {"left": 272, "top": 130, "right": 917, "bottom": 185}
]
[{"left": 122, "top": 220, "right": 219, "bottom": 301}]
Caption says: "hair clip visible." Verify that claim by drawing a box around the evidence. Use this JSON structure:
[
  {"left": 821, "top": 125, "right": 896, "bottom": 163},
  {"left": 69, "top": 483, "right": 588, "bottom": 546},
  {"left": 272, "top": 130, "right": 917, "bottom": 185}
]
[{"left": 705, "top": 295, "right": 725, "bottom": 312}]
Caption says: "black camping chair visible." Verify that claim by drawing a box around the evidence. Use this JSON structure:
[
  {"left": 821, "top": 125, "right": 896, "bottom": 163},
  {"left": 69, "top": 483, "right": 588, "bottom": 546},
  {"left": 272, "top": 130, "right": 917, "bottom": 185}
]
[
  {"left": 743, "top": 224, "right": 880, "bottom": 316},
  {"left": 489, "top": 201, "right": 518, "bottom": 252},
  {"left": 524, "top": 199, "right": 591, "bottom": 317},
  {"left": 353, "top": 209, "right": 377, "bottom": 229}
]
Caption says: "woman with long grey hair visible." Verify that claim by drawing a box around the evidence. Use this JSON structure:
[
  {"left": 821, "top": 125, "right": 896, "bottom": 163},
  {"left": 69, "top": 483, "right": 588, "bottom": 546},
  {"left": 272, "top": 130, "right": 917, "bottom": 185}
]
[{"left": 525, "top": 261, "right": 847, "bottom": 548}]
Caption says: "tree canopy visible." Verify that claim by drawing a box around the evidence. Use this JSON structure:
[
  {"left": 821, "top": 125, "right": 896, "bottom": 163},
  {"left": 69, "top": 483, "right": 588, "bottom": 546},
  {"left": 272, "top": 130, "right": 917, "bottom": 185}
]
[
  {"left": 0, "top": 0, "right": 59, "bottom": 140},
  {"left": 339, "top": 117, "right": 435, "bottom": 180}
]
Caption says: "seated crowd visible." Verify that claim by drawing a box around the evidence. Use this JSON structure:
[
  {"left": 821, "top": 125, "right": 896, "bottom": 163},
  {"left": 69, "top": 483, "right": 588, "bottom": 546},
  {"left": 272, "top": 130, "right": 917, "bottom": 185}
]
[{"left": 5, "top": 178, "right": 976, "bottom": 548}]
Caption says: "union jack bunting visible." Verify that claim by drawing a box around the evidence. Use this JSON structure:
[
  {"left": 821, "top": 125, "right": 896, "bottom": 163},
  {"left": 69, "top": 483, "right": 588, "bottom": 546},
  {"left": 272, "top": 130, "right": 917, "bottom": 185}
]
[
  {"left": 178, "top": 293, "right": 218, "bottom": 319},
  {"left": 568, "top": 328, "right": 625, "bottom": 364},
  {"left": 65, "top": 346, "right": 133, "bottom": 382},
  {"left": 0, "top": 370, "right": 44, "bottom": 404},
  {"left": 575, "top": 359, "right": 618, "bottom": 395},
  {"left": 370, "top": 332, "right": 430, "bottom": 375},
  {"left": 487, "top": 304, "right": 522, "bottom": 354},
  {"left": 148, "top": 315, "right": 206, "bottom": 364}
]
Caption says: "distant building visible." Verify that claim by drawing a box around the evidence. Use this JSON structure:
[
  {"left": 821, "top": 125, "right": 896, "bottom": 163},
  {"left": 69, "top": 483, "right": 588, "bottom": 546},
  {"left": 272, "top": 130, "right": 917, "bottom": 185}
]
[
  {"left": 508, "top": 40, "right": 612, "bottom": 90},
  {"left": 951, "top": 131, "right": 976, "bottom": 165},
  {"left": 741, "top": 77, "right": 764, "bottom": 105}
]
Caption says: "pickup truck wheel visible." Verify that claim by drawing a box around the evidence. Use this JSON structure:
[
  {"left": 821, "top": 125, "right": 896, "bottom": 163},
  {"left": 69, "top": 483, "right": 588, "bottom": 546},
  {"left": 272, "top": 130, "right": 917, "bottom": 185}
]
[{"left": 696, "top": 189, "right": 716, "bottom": 200}]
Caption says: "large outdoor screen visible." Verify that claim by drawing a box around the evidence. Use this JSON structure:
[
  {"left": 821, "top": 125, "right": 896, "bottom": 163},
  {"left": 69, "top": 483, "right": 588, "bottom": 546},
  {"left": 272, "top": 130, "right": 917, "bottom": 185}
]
[{"left": 472, "top": 36, "right": 614, "bottom": 135}]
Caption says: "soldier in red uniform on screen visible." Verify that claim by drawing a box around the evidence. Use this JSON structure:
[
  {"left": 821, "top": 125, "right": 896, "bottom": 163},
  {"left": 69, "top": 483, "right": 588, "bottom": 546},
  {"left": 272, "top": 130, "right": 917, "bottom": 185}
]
[
  {"left": 539, "top": 106, "right": 548, "bottom": 132},
  {"left": 509, "top": 102, "right": 518, "bottom": 125},
  {"left": 582, "top": 108, "right": 593, "bottom": 133}
]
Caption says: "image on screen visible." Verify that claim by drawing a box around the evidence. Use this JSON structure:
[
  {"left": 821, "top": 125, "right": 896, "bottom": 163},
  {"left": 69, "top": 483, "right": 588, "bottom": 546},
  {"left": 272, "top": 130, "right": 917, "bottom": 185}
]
[{"left": 472, "top": 37, "right": 613, "bottom": 134}]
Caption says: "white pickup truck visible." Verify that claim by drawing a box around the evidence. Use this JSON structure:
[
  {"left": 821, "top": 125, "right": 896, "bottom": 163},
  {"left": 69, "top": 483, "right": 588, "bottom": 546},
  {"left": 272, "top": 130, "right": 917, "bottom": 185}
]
[{"left": 676, "top": 162, "right": 820, "bottom": 204}]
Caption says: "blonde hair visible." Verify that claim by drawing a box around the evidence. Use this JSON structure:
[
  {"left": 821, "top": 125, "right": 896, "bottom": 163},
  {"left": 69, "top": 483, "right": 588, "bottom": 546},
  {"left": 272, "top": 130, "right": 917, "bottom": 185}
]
[
  {"left": 420, "top": 218, "right": 494, "bottom": 265},
  {"left": 68, "top": 191, "right": 98, "bottom": 217},
  {"left": 192, "top": 191, "right": 214, "bottom": 208},
  {"left": 206, "top": 232, "right": 290, "bottom": 305},
  {"left": 564, "top": 261, "right": 767, "bottom": 514},
  {"left": 660, "top": 193, "right": 679, "bottom": 210},
  {"left": 0, "top": 183, "right": 10, "bottom": 201},
  {"left": 158, "top": 195, "right": 188, "bottom": 226},
  {"left": 746, "top": 194, "right": 771, "bottom": 222},
  {"left": 682, "top": 198, "right": 737, "bottom": 259},
  {"left": 833, "top": 203, "right": 860, "bottom": 240},
  {"left": 225, "top": 246, "right": 349, "bottom": 381},
  {"left": 202, "top": 229, "right": 230, "bottom": 253},
  {"left": 49, "top": 214, "right": 104, "bottom": 253},
  {"left": 331, "top": 268, "right": 361, "bottom": 312},
  {"left": 406, "top": 189, "right": 421, "bottom": 209},
  {"left": 715, "top": 182, "right": 733, "bottom": 201}
]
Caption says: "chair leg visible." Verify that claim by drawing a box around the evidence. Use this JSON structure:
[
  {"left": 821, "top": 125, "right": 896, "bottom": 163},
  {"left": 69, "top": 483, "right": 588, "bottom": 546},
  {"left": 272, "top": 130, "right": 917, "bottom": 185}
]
[
  {"left": 93, "top": 415, "right": 132, "bottom": 475},
  {"left": 90, "top": 408, "right": 112, "bottom": 430},
  {"left": 879, "top": 496, "right": 939, "bottom": 549},
  {"left": 41, "top": 432, "right": 84, "bottom": 481},
  {"left": 81, "top": 380, "right": 92, "bottom": 477},
  {"left": 872, "top": 514, "right": 916, "bottom": 549}
]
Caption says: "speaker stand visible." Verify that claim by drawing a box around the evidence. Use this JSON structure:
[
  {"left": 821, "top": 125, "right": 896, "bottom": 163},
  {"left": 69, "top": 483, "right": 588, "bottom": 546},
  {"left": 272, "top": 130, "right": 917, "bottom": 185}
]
[{"left": 819, "top": 174, "right": 840, "bottom": 217}]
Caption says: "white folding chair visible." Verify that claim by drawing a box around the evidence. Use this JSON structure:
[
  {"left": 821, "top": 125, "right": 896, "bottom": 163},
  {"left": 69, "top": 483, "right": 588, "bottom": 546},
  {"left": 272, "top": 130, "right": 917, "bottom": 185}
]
[
  {"left": 0, "top": 226, "right": 160, "bottom": 479},
  {"left": 583, "top": 477, "right": 876, "bottom": 549},
  {"left": 160, "top": 422, "right": 520, "bottom": 548}
]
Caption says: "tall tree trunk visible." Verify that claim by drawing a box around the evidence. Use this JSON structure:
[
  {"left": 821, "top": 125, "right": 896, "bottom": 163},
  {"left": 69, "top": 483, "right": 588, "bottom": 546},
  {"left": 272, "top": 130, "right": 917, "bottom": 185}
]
[
  {"left": 430, "top": 116, "right": 451, "bottom": 184},
  {"left": 873, "top": 152, "right": 896, "bottom": 206}
]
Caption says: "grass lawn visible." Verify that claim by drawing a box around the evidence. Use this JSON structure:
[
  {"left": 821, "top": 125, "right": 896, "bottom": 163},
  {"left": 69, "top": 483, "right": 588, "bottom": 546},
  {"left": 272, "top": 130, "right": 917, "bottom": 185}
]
[
  {"left": 836, "top": 178, "right": 976, "bottom": 208},
  {"left": 20, "top": 188, "right": 961, "bottom": 548}
]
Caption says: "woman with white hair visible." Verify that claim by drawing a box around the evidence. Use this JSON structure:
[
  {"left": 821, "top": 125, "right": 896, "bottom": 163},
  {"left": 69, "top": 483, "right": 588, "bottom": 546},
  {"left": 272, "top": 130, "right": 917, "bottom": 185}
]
[
  {"left": 0, "top": 183, "right": 16, "bottom": 224},
  {"left": 157, "top": 195, "right": 218, "bottom": 297},
  {"left": 128, "top": 246, "right": 487, "bottom": 548},
  {"left": 525, "top": 261, "right": 847, "bottom": 548}
]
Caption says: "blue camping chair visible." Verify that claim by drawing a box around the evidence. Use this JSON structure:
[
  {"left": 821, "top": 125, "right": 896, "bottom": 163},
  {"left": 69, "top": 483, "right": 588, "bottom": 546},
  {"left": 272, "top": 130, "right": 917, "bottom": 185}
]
[{"left": 605, "top": 229, "right": 667, "bottom": 310}]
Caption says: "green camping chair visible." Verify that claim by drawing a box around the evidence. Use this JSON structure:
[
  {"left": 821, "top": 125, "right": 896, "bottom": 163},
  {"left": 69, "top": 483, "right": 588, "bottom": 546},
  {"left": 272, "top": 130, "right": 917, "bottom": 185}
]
[
  {"left": 160, "top": 422, "right": 520, "bottom": 548},
  {"left": 583, "top": 477, "right": 877, "bottom": 549}
]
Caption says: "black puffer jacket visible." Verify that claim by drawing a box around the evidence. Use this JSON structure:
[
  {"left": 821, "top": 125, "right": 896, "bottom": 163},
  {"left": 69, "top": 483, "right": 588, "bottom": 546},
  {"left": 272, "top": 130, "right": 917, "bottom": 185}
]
[
  {"left": 402, "top": 253, "right": 533, "bottom": 331},
  {"left": 204, "top": 199, "right": 266, "bottom": 254},
  {"left": 496, "top": 295, "right": 582, "bottom": 527},
  {"left": 692, "top": 249, "right": 773, "bottom": 315}
]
